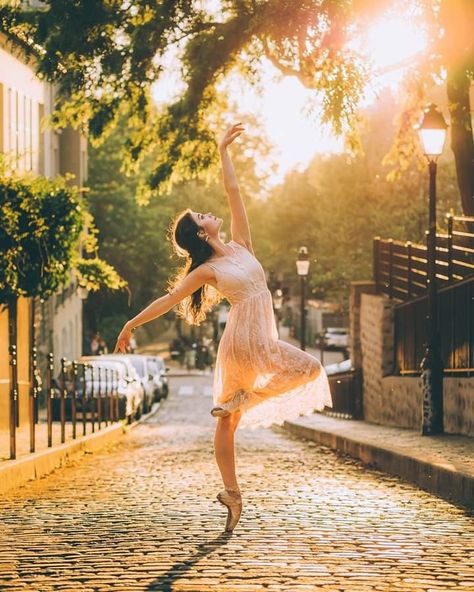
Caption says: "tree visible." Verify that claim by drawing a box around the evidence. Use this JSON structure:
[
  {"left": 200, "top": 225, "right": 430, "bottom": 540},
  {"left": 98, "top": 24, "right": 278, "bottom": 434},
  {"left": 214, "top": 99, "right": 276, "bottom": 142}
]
[
  {"left": 0, "top": 170, "right": 126, "bottom": 366},
  {"left": 1, "top": 0, "right": 471, "bottom": 211},
  {"left": 253, "top": 89, "right": 461, "bottom": 304}
]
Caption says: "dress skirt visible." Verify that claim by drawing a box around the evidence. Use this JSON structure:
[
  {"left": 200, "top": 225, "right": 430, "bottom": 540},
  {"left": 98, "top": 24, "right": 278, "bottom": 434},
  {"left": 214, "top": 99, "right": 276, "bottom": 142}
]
[{"left": 212, "top": 289, "right": 333, "bottom": 430}]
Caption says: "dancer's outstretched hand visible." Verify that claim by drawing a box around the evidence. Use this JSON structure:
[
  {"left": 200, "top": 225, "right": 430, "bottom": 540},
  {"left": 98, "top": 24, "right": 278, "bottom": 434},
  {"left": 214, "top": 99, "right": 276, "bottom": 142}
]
[
  {"left": 218, "top": 122, "right": 245, "bottom": 150},
  {"left": 113, "top": 324, "right": 133, "bottom": 353}
]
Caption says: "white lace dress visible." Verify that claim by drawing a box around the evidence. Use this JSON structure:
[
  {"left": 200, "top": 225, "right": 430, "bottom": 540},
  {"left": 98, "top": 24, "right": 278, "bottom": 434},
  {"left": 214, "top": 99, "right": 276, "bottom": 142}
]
[{"left": 204, "top": 240, "right": 333, "bottom": 430}]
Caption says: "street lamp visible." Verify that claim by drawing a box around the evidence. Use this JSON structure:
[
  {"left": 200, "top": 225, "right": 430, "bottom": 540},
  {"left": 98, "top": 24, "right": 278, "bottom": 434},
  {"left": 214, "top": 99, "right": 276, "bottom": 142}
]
[
  {"left": 296, "top": 246, "right": 310, "bottom": 351},
  {"left": 416, "top": 103, "right": 448, "bottom": 436},
  {"left": 272, "top": 288, "right": 283, "bottom": 336}
]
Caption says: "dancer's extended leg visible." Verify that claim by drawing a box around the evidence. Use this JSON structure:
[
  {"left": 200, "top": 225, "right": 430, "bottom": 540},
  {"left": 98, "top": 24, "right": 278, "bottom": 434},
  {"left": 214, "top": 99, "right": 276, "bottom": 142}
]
[
  {"left": 250, "top": 340, "right": 322, "bottom": 399},
  {"left": 213, "top": 410, "right": 242, "bottom": 490}
]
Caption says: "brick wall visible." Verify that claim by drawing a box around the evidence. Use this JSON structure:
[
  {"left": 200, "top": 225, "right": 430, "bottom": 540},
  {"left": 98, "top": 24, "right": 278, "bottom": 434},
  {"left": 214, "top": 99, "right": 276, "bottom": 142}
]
[{"left": 353, "top": 289, "right": 474, "bottom": 437}]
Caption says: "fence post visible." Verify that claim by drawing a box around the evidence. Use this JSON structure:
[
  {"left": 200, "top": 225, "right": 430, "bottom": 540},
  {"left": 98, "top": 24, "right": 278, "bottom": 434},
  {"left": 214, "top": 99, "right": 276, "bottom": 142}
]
[
  {"left": 30, "top": 345, "right": 38, "bottom": 453},
  {"left": 29, "top": 297, "right": 37, "bottom": 453},
  {"left": 388, "top": 239, "right": 394, "bottom": 298},
  {"left": 114, "top": 369, "right": 119, "bottom": 421},
  {"left": 46, "top": 352, "right": 54, "bottom": 447},
  {"left": 97, "top": 365, "right": 102, "bottom": 430},
  {"left": 8, "top": 344, "right": 17, "bottom": 460},
  {"left": 82, "top": 363, "right": 87, "bottom": 436},
  {"left": 406, "top": 241, "right": 412, "bottom": 299},
  {"left": 90, "top": 364, "right": 95, "bottom": 433},
  {"left": 71, "top": 360, "right": 77, "bottom": 439},
  {"left": 447, "top": 214, "right": 454, "bottom": 283},
  {"left": 60, "top": 357, "right": 67, "bottom": 444},
  {"left": 104, "top": 368, "right": 109, "bottom": 426},
  {"left": 373, "top": 237, "right": 381, "bottom": 293}
]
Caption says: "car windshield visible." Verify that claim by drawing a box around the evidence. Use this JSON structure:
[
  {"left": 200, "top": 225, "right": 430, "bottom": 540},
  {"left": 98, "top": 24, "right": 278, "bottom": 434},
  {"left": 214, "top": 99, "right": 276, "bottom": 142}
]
[
  {"left": 129, "top": 357, "right": 145, "bottom": 377},
  {"left": 327, "top": 329, "right": 347, "bottom": 335}
]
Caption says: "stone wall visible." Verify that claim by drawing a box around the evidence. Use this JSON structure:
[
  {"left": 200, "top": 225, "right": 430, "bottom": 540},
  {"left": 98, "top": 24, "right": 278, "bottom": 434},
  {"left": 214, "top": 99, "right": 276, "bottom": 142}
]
[
  {"left": 444, "top": 378, "right": 474, "bottom": 436},
  {"left": 359, "top": 292, "right": 395, "bottom": 423},
  {"left": 352, "top": 289, "right": 474, "bottom": 437},
  {"left": 349, "top": 282, "right": 376, "bottom": 369}
]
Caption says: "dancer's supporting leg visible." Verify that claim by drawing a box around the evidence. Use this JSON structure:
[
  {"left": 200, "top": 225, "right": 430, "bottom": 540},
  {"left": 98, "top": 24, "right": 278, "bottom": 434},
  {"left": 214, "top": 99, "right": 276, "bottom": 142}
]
[{"left": 213, "top": 410, "right": 242, "bottom": 490}]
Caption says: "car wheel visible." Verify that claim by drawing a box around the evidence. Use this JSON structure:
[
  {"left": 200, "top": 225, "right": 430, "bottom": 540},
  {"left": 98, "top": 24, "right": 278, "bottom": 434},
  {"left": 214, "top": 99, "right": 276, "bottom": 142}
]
[
  {"left": 135, "top": 402, "right": 143, "bottom": 420},
  {"left": 117, "top": 397, "right": 127, "bottom": 420}
]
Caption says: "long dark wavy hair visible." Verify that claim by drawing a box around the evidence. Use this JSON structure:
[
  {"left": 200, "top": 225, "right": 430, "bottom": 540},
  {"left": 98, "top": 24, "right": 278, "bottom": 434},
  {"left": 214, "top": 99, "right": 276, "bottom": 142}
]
[{"left": 167, "top": 208, "right": 223, "bottom": 325}]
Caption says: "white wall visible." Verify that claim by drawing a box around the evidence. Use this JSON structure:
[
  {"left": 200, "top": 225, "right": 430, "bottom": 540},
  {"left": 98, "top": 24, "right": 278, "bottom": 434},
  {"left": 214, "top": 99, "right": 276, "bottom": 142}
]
[{"left": 1, "top": 36, "right": 85, "bottom": 368}]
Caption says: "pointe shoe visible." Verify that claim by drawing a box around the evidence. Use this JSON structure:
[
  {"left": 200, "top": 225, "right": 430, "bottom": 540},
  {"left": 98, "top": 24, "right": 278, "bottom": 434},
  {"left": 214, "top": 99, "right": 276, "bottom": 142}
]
[
  {"left": 216, "top": 487, "right": 242, "bottom": 532},
  {"left": 210, "top": 389, "right": 250, "bottom": 417}
]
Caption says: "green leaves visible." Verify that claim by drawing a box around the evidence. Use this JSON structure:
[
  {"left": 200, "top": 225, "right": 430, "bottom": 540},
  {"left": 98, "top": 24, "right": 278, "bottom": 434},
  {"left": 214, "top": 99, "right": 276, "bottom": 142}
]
[
  {"left": 0, "top": 172, "right": 126, "bottom": 304},
  {"left": 0, "top": 1, "right": 366, "bottom": 198},
  {"left": 74, "top": 257, "right": 128, "bottom": 292}
]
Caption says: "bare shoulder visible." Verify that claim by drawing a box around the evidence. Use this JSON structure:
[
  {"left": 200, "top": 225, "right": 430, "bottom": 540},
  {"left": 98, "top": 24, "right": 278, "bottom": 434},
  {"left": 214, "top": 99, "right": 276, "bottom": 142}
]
[{"left": 197, "top": 262, "right": 216, "bottom": 281}]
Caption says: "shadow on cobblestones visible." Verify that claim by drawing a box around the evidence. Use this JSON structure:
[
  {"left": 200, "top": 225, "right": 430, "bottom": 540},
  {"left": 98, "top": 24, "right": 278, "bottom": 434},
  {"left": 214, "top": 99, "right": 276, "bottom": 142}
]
[{"left": 146, "top": 532, "right": 232, "bottom": 591}]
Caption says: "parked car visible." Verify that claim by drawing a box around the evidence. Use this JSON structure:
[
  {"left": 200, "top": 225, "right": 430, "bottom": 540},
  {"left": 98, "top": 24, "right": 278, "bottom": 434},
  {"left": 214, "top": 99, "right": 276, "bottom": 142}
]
[
  {"left": 52, "top": 357, "right": 144, "bottom": 423},
  {"left": 149, "top": 356, "right": 170, "bottom": 401},
  {"left": 323, "top": 327, "right": 349, "bottom": 351},
  {"left": 101, "top": 354, "right": 159, "bottom": 412},
  {"left": 80, "top": 356, "right": 145, "bottom": 421},
  {"left": 324, "top": 358, "right": 353, "bottom": 376}
]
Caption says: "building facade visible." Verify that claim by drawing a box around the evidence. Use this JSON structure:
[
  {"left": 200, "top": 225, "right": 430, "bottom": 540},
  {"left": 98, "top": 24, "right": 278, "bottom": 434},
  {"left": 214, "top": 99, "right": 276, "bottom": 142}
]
[{"left": 0, "top": 32, "right": 87, "bottom": 430}]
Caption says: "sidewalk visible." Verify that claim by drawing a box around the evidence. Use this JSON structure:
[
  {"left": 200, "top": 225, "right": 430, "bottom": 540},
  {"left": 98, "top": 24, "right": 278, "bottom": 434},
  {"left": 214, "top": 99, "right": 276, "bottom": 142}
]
[
  {"left": 0, "top": 403, "right": 162, "bottom": 494},
  {"left": 283, "top": 413, "right": 474, "bottom": 509}
]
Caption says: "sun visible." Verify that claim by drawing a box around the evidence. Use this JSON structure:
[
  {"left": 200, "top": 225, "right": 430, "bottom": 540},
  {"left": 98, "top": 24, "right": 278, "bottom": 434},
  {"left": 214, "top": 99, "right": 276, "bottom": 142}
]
[
  {"left": 152, "top": 9, "right": 430, "bottom": 186},
  {"left": 362, "top": 15, "right": 428, "bottom": 75}
]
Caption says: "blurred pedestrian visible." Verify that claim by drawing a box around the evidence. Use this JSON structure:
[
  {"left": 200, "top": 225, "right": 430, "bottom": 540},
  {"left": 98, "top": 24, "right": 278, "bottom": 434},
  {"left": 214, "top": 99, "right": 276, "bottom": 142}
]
[
  {"left": 90, "top": 333, "right": 99, "bottom": 355},
  {"left": 97, "top": 335, "right": 108, "bottom": 354}
]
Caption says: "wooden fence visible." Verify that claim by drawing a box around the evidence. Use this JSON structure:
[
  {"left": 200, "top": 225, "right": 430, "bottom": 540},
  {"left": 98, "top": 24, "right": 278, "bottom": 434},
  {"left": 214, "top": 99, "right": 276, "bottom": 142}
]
[
  {"left": 373, "top": 215, "right": 474, "bottom": 376},
  {"left": 373, "top": 215, "right": 474, "bottom": 301}
]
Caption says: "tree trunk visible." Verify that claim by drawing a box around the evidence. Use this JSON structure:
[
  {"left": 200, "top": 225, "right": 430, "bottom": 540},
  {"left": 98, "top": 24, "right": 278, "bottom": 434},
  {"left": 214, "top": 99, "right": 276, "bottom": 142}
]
[{"left": 447, "top": 68, "right": 474, "bottom": 216}]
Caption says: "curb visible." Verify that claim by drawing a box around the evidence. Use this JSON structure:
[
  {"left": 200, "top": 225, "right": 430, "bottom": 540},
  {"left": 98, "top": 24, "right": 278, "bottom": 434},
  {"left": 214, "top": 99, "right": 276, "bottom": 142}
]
[
  {"left": 0, "top": 401, "right": 162, "bottom": 495},
  {"left": 283, "top": 418, "right": 474, "bottom": 510}
]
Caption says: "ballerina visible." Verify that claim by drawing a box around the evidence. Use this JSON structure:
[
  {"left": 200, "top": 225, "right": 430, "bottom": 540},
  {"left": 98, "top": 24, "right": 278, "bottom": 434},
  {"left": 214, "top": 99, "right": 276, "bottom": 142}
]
[{"left": 113, "top": 122, "right": 333, "bottom": 533}]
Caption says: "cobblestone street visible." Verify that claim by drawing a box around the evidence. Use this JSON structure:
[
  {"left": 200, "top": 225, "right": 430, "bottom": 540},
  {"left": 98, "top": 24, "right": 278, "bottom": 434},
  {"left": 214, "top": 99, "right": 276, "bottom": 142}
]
[{"left": 0, "top": 373, "right": 473, "bottom": 592}]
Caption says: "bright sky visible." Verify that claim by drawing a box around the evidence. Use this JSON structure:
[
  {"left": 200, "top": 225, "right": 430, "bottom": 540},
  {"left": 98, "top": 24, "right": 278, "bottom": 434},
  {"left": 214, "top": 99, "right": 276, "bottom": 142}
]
[{"left": 152, "top": 11, "right": 428, "bottom": 186}]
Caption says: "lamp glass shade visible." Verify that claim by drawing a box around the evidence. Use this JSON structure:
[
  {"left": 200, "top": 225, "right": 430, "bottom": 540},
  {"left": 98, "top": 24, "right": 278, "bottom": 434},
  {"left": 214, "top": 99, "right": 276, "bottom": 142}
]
[
  {"left": 418, "top": 128, "right": 446, "bottom": 158},
  {"left": 296, "top": 260, "right": 310, "bottom": 276},
  {"left": 273, "top": 289, "right": 283, "bottom": 310},
  {"left": 296, "top": 246, "right": 310, "bottom": 276},
  {"left": 417, "top": 103, "right": 448, "bottom": 158}
]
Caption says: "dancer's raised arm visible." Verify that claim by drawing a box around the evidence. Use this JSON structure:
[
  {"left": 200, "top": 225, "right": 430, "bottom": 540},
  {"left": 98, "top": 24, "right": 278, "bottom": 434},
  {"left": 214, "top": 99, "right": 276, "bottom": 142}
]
[
  {"left": 113, "top": 265, "right": 212, "bottom": 353},
  {"left": 218, "top": 123, "right": 253, "bottom": 254}
]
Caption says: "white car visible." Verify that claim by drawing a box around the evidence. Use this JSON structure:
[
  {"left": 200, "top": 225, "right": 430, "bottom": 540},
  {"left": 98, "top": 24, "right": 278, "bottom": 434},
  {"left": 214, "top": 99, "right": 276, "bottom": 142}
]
[
  {"left": 78, "top": 356, "right": 144, "bottom": 421},
  {"left": 324, "top": 358, "right": 353, "bottom": 376},
  {"left": 324, "top": 327, "right": 349, "bottom": 350},
  {"left": 148, "top": 356, "right": 169, "bottom": 401},
  {"left": 103, "top": 354, "right": 158, "bottom": 412}
]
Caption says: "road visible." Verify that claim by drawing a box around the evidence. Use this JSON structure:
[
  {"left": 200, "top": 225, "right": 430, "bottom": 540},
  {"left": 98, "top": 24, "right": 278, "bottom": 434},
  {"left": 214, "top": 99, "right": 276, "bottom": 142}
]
[{"left": 0, "top": 372, "right": 473, "bottom": 591}]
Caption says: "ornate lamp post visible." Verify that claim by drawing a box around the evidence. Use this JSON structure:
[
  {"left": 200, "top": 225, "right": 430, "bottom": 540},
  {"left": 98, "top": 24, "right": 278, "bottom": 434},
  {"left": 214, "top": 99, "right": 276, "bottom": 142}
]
[
  {"left": 416, "top": 103, "right": 448, "bottom": 436},
  {"left": 272, "top": 288, "right": 283, "bottom": 337},
  {"left": 296, "top": 246, "right": 310, "bottom": 351}
]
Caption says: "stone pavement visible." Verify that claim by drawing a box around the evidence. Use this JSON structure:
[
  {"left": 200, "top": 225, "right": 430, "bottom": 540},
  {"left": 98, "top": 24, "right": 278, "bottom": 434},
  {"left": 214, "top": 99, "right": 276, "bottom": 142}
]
[
  {"left": 284, "top": 414, "right": 474, "bottom": 509},
  {"left": 0, "top": 372, "right": 473, "bottom": 592}
]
